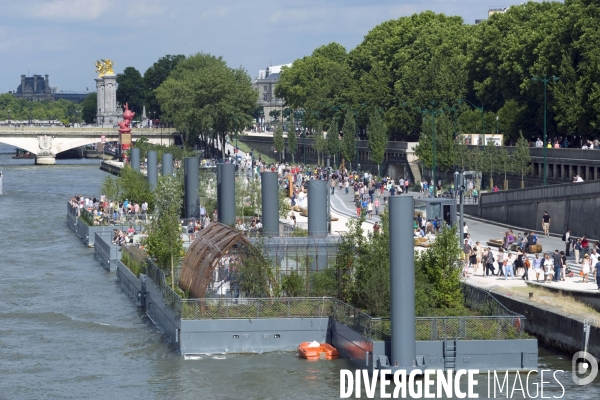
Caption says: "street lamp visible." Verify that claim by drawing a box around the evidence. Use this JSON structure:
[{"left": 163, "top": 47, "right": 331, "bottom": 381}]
[
  {"left": 7, "top": 109, "right": 11, "bottom": 126},
  {"left": 532, "top": 75, "right": 560, "bottom": 186}
]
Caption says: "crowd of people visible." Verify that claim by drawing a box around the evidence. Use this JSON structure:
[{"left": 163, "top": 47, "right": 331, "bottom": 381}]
[{"left": 70, "top": 194, "right": 149, "bottom": 226}]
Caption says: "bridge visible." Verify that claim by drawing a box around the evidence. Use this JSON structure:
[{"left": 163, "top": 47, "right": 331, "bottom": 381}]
[{"left": 0, "top": 126, "right": 176, "bottom": 164}]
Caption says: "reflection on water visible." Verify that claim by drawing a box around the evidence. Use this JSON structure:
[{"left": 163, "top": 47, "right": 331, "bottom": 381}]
[{"left": 0, "top": 153, "right": 598, "bottom": 399}]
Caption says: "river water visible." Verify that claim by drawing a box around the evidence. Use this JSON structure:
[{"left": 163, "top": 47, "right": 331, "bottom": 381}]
[{"left": 0, "top": 147, "right": 597, "bottom": 399}]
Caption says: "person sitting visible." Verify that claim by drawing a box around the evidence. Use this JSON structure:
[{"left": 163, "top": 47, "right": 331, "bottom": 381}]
[{"left": 503, "top": 230, "right": 515, "bottom": 250}]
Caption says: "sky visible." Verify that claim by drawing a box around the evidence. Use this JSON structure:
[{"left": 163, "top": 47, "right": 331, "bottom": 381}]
[{"left": 0, "top": 0, "right": 559, "bottom": 94}]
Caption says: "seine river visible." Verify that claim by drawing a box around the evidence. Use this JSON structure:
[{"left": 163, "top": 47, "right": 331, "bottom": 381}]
[{"left": 0, "top": 146, "right": 597, "bottom": 399}]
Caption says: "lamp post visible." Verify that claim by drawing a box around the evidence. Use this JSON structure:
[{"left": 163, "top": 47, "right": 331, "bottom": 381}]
[
  {"left": 7, "top": 109, "right": 11, "bottom": 126},
  {"left": 532, "top": 75, "right": 560, "bottom": 186}
]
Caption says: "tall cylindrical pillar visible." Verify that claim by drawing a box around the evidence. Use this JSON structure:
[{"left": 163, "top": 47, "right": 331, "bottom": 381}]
[
  {"left": 389, "top": 195, "right": 416, "bottom": 369},
  {"left": 216, "top": 163, "right": 222, "bottom": 220},
  {"left": 162, "top": 153, "right": 173, "bottom": 176},
  {"left": 219, "top": 163, "right": 236, "bottom": 225},
  {"left": 131, "top": 148, "right": 140, "bottom": 172},
  {"left": 261, "top": 172, "right": 279, "bottom": 236},
  {"left": 307, "top": 180, "right": 327, "bottom": 237},
  {"left": 184, "top": 157, "right": 199, "bottom": 218},
  {"left": 147, "top": 150, "right": 158, "bottom": 190}
]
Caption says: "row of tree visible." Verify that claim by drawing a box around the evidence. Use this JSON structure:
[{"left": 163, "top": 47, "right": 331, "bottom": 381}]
[
  {"left": 0, "top": 93, "right": 83, "bottom": 124},
  {"left": 275, "top": 0, "right": 600, "bottom": 145}
]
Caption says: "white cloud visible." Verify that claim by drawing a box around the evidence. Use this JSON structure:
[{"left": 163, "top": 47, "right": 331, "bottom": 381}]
[{"left": 34, "top": 0, "right": 114, "bottom": 20}]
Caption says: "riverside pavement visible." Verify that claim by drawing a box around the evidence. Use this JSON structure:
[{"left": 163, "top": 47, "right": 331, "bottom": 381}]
[{"left": 329, "top": 185, "right": 600, "bottom": 293}]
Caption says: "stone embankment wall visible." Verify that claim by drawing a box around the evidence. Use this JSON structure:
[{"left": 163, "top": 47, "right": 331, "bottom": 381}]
[
  {"left": 489, "top": 288, "right": 600, "bottom": 359},
  {"left": 464, "top": 180, "right": 600, "bottom": 239}
]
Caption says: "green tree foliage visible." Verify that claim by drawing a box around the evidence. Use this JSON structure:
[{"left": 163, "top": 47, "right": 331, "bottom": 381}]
[
  {"left": 326, "top": 118, "right": 340, "bottom": 164},
  {"left": 414, "top": 225, "right": 465, "bottom": 316},
  {"left": 269, "top": 109, "right": 281, "bottom": 124},
  {"left": 414, "top": 113, "right": 456, "bottom": 172},
  {"left": 143, "top": 54, "right": 185, "bottom": 119},
  {"left": 311, "top": 124, "right": 327, "bottom": 166},
  {"left": 116, "top": 67, "right": 144, "bottom": 115},
  {"left": 273, "top": 125, "right": 284, "bottom": 161},
  {"left": 341, "top": 111, "right": 357, "bottom": 168},
  {"left": 481, "top": 143, "right": 499, "bottom": 190},
  {"left": 498, "top": 146, "right": 512, "bottom": 189},
  {"left": 512, "top": 132, "right": 532, "bottom": 186},
  {"left": 117, "top": 165, "right": 153, "bottom": 209},
  {"left": 237, "top": 239, "right": 275, "bottom": 297},
  {"left": 287, "top": 114, "right": 297, "bottom": 162},
  {"left": 0, "top": 93, "right": 80, "bottom": 122},
  {"left": 144, "top": 175, "right": 184, "bottom": 284},
  {"left": 155, "top": 53, "right": 256, "bottom": 156},
  {"left": 367, "top": 111, "right": 388, "bottom": 176},
  {"left": 281, "top": 271, "right": 305, "bottom": 297},
  {"left": 101, "top": 175, "right": 119, "bottom": 201},
  {"left": 80, "top": 92, "right": 97, "bottom": 124}
]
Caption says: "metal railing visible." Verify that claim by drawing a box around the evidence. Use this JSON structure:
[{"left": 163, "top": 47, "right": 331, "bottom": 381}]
[
  {"left": 146, "top": 259, "right": 183, "bottom": 317},
  {"left": 180, "top": 297, "right": 334, "bottom": 320}
]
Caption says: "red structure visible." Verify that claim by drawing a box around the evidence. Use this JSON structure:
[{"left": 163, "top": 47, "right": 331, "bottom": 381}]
[{"left": 118, "top": 103, "right": 135, "bottom": 151}]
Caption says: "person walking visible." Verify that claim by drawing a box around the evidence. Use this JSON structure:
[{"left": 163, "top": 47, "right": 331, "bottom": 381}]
[
  {"left": 374, "top": 197, "right": 380, "bottom": 216},
  {"left": 504, "top": 254, "right": 515, "bottom": 280},
  {"left": 463, "top": 239, "right": 472, "bottom": 278},
  {"left": 552, "top": 249, "right": 562, "bottom": 282},
  {"left": 532, "top": 253, "right": 543, "bottom": 281},
  {"left": 542, "top": 254, "right": 553, "bottom": 282},
  {"left": 594, "top": 259, "right": 600, "bottom": 291},
  {"left": 542, "top": 211, "right": 551, "bottom": 237},
  {"left": 581, "top": 254, "right": 591, "bottom": 283},
  {"left": 563, "top": 229, "right": 572, "bottom": 256},
  {"left": 560, "top": 251, "right": 567, "bottom": 281},
  {"left": 485, "top": 248, "right": 495, "bottom": 276},
  {"left": 497, "top": 248, "right": 505, "bottom": 277},
  {"left": 574, "top": 238, "right": 582, "bottom": 263}
]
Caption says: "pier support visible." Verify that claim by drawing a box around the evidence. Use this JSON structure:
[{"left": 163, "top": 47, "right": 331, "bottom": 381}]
[
  {"left": 131, "top": 148, "right": 140, "bottom": 172},
  {"left": 219, "top": 163, "right": 235, "bottom": 226},
  {"left": 184, "top": 157, "right": 199, "bottom": 219},
  {"left": 162, "top": 153, "right": 173, "bottom": 176},
  {"left": 307, "top": 180, "right": 327, "bottom": 237},
  {"left": 261, "top": 172, "right": 279, "bottom": 236},
  {"left": 147, "top": 150, "right": 157, "bottom": 189},
  {"left": 35, "top": 154, "right": 55, "bottom": 165},
  {"left": 389, "top": 195, "right": 417, "bottom": 370}
]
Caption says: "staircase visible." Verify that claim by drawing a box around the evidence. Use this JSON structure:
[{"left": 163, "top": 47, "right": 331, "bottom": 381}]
[
  {"left": 443, "top": 338, "right": 457, "bottom": 371},
  {"left": 408, "top": 161, "right": 422, "bottom": 184}
]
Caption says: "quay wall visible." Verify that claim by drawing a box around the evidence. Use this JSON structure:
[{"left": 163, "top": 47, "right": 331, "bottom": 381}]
[
  {"left": 94, "top": 231, "right": 120, "bottom": 271},
  {"left": 489, "top": 288, "right": 600, "bottom": 359},
  {"left": 464, "top": 180, "right": 600, "bottom": 239}
]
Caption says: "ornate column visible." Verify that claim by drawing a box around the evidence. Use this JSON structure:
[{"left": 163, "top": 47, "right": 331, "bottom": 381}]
[{"left": 96, "top": 77, "right": 105, "bottom": 126}]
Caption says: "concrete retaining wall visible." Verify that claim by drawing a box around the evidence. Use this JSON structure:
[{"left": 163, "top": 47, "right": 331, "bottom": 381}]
[
  {"left": 179, "top": 318, "right": 329, "bottom": 356},
  {"left": 489, "top": 289, "right": 600, "bottom": 359},
  {"left": 465, "top": 180, "right": 600, "bottom": 239},
  {"left": 115, "top": 260, "right": 144, "bottom": 307},
  {"left": 94, "top": 231, "right": 120, "bottom": 271}
]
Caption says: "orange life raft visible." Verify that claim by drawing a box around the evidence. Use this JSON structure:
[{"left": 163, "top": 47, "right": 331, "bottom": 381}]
[{"left": 298, "top": 342, "right": 339, "bottom": 360}]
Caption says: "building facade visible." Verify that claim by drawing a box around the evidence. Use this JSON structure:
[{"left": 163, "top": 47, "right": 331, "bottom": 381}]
[
  {"left": 13, "top": 74, "right": 54, "bottom": 101},
  {"left": 254, "top": 64, "right": 291, "bottom": 126}
]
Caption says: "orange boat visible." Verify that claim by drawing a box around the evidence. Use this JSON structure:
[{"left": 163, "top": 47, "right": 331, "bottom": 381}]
[{"left": 298, "top": 342, "right": 339, "bottom": 360}]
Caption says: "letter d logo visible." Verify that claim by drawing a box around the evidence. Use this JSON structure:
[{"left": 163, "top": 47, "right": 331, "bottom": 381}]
[{"left": 572, "top": 351, "right": 598, "bottom": 385}]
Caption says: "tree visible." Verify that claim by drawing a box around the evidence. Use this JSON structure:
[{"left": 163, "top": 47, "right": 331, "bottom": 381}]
[
  {"left": 498, "top": 146, "right": 512, "bottom": 190},
  {"left": 287, "top": 114, "right": 297, "bottom": 163},
  {"left": 312, "top": 123, "right": 327, "bottom": 166},
  {"left": 326, "top": 118, "right": 340, "bottom": 166},
  {"left": 116, "top": 67, "right": 144, "bottom": 115},
  {"left": 101, "top": 175, "right": 119, "bottom": 201},
  {"left": 80, "top": 92, "right": 97, "bottom": 124},
  {"left": 117, "top": 165, "right": 153, "bottom": 209},
  {"left": 367, "top": 111, "right": 388, "bottom": 176},
  {"left": 454, "top": 136, "right": 470, "bottom": 172},
  {"left": 144, "top": 175, "right": 183, "bottom": 287},
  {"left": 341, "top": 111, "right": 357, "bottom": 170},
  {"left": 481, "top": 143, "right": 499, "bottom": 190},
  {"left": 143, "top": 54, "right": 185, "bottom": 118},
  {"left": 273, "top": 125, "right": 284, "bottom": 162},
  {"left": 155, "top": 53, "right": 257, "bottom": 157},
  {"left": 414, "top": 113, "right": 456, "bottom": 173},
  {"left": 512, "top": 132, "right": 532, "bottom": 188},
  {"left": 269, "top": 109, "right": 281, "bottom": 124}
]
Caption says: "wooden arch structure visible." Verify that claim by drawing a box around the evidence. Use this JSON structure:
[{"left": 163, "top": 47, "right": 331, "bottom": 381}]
[{"left": 179, "top": 223, "right": 253, "bottom": 298}]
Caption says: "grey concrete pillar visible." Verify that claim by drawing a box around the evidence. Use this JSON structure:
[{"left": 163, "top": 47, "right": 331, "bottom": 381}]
[
  {"left": 261, "top": 172, "right": 279, "bottom": 236},
  {"left": 307, "top": 180, "right": 327, "bottom": 237},
  {"left": 147, "top": 150, "right": 158, "bottom": 190},
  {"left": 216, "top": 163, "right": 222, "bottom": 220},
  {"left": 219, "top": 163, "right": 236, "bottom": 225},
  {"left": 184, "top": 157, "right": 199, "bottom": 218},
  {"left": 162, "top": 153, "right": 173, "bottom": 176},
  {"left": 389, "top": 195, "right": 416, "bottom": 369},
  {"left": 131, "top": 148, "right": 140, "bottom": 172}
]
